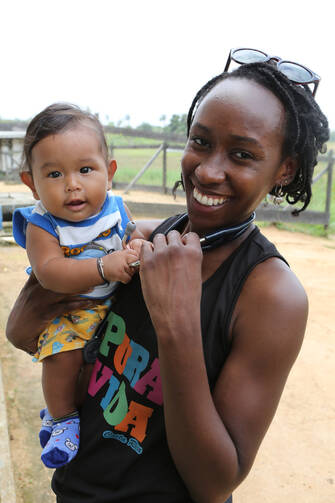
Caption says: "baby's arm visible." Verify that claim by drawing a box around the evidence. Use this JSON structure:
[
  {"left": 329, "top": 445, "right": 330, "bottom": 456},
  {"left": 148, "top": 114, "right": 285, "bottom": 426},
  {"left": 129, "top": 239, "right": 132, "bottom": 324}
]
[{"left": 26, "top": 223, "right": 139, "bottom": 293}]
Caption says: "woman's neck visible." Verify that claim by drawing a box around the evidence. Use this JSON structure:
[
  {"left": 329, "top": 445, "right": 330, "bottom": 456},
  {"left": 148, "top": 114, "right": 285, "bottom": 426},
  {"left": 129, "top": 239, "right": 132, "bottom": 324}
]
[{"left": 201, "top": 224, "right": 255, "bottom": 282}]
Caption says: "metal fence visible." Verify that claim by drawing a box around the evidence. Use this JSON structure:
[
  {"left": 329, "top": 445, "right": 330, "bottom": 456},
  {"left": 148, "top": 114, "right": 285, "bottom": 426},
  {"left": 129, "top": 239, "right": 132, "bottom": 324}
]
[
  {"left": 0, "top": 137, "right": 333, "bottom": 228},
  {"left": 256, "top": 150, "right": 334, "bottom": 228},
  {"left": 111, "top": 143, "right": 334, "bottom": 229},
  {"left": 0, "top": 132, "right": 25, "bottom": 178},
  {"left": 110, "top": 142, "right": 185, "bottom": 195}
]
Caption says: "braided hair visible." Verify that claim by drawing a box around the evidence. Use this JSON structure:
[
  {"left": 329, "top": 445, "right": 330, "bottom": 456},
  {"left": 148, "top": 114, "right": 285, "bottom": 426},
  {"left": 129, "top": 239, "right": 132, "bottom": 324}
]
[{"left": 187, "top": 62, "right": 329, "bottom": 213}]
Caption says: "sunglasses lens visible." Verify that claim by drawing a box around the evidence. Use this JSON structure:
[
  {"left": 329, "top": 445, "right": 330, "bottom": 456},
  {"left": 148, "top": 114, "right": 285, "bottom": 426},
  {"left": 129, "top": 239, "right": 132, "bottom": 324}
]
[
  {"left": 232, "top": 49, "right": 268, "bottom": 64},
  {"left": 278, "top": 61, "right": 313, "bottom": 84}
]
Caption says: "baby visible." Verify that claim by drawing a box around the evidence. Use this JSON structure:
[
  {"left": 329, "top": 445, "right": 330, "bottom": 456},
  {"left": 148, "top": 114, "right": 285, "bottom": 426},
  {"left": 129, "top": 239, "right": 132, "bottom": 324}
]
[{"left": 13, "top": 103, "right": 147, "bottom": 468}]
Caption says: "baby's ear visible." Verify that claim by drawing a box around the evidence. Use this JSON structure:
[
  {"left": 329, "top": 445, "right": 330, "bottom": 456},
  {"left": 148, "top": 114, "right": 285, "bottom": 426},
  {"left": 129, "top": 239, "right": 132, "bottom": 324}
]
[
  {"left": 107, "top": 160, "right": 117, "bottom": 189},
  {"left": 20, "top": 172, "right": 40, "bottom": 200}
]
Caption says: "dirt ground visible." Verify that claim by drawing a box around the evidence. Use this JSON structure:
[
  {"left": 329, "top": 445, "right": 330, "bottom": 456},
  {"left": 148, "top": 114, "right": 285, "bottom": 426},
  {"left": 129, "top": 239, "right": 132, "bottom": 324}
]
[{"left": 0, "top": 182, "right": 334, "bottom": 502}]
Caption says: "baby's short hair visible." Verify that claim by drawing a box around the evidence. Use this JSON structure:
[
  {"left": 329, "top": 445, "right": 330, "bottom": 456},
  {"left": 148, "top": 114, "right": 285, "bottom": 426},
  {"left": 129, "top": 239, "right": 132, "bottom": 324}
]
[{"left": 22, "top": 103, "right": 108, "bottom": 172}]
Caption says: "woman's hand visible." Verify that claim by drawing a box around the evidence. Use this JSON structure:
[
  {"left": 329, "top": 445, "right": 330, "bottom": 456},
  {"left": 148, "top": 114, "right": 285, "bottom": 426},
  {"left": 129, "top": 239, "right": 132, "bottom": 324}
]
[
  {"left": 139, "top": 231, "right": 203, "bottom": 338},
  {"left": 6, "top": 273, "right": 99, "bottom": 355}
]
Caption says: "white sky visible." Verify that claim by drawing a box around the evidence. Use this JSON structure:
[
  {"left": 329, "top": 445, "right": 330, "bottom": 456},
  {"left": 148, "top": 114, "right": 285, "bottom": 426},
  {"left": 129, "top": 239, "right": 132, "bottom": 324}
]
[{"left": 1, "top": 0, "right": 334, "bottom": 130}]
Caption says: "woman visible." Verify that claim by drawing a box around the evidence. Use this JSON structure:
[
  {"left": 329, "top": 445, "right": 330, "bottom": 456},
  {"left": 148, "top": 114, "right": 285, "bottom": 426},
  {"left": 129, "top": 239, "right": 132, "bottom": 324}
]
[{"left": 7, "top": 50, "right": 329, "bottom": 502}]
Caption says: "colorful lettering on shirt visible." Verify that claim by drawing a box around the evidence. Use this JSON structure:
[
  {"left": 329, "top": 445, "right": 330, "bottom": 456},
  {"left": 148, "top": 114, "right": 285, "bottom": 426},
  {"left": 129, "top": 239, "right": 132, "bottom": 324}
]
[
  {"left": 123, "top": 341, "right": 149, "bottom": 387},
  {"left": 114, "top": 334, "right": 132, "bottom": 374},
  {"left": 115, "top": 401, "right": 153, "bottom": 442},
  {"left": 61, "top": 228, "right": 114, "bottom": 256},
  {"left": 88, "top": 359, "right": 113, "bottom": 396},
  {"left": 133, "top": 358, "right": 163, "bottom": 405},
  {"left": 103, "top": 380, "right": 128, "bottom": 425},
  {"left": 88, "top": 311, "right": 162, "bottom": 453}
]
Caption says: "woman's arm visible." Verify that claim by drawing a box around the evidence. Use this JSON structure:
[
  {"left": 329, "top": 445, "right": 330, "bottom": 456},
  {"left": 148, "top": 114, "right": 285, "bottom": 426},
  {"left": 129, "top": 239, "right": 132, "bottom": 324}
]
[
  {"left": 5, "top": 274, "right": 98, "bottom": 354},
  {"left": 6, "top": 218, "right": 163, "bottom": 355},
  {"left": 139, "top": 231, "right": 307, "bottom": 503},
  {"left": 134, "top": 219, "right": 163, "bottom": 240}
]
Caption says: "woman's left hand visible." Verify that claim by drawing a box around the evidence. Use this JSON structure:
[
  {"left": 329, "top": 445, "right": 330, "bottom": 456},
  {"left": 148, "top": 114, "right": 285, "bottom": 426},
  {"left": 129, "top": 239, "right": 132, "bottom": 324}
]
[{"left": 139, "top": 230, "right": 203, "bottom": 338}]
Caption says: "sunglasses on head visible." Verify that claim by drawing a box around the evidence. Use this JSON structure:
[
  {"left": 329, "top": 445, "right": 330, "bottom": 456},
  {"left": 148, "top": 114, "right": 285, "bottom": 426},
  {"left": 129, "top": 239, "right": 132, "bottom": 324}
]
[{"left": 224, "top": 48, "right": 320, "bottom": 96}]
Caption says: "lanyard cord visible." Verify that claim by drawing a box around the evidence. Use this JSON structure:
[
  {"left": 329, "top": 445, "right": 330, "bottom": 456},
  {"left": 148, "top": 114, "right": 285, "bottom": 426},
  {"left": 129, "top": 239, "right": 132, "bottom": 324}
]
[
  {"left": 164, "top": 212, "right": 256, "bottom": 251},
  {"left": 84, "top": 212, "right": 255, "bottom": 364}
]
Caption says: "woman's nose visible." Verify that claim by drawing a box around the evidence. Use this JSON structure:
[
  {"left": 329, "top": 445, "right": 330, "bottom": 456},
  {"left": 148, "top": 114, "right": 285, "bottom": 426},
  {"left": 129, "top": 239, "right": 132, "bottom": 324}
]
[{"left": 195, "top": 155, "right": 227, "bottom": 185}]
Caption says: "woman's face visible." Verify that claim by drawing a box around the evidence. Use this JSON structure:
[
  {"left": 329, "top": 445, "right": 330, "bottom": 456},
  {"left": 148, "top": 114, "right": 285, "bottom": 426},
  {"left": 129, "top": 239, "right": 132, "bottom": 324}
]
[{"left": 182, "top": 77, "right": 293, "bottom": 236}]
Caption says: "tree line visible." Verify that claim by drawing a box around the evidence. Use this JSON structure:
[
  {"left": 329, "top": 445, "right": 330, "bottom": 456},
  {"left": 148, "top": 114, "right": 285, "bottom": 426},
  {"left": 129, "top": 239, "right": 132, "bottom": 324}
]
[{"left": 108, "top": 114, "right": 187, "bottom": 137}]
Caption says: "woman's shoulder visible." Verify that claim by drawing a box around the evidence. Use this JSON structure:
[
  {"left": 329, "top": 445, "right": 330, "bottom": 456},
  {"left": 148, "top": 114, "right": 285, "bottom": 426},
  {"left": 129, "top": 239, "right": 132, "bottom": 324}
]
[
  {"left": 239, "top": 251, "right": 308, "bottom": 333},
  {"left": 245, "top": 228, "right": 305, "bottom": 301},
  {"left": 230, "top": 229, "right": 308, "bottom": 348}
]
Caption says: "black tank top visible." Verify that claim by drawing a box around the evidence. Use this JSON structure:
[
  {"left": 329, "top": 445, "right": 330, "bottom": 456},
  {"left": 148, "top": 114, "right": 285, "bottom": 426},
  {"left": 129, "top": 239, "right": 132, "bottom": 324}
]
[{"left": 52, "top": 217, "right": 287, "bottom": 503}]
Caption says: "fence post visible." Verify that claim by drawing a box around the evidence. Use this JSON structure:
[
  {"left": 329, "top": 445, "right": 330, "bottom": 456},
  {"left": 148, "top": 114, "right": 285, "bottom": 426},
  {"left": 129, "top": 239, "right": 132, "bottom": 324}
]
[
  {"left": 162, "top": 142, "right": 167, "bottom": 194},
  {"left": 123, "top": 144, "right": 164, "bottom": 194},
  {"left": 110, "top": 143, "right": 114, "bottom": 159},
  {"left": 324, "top": 149, "right": 334, "bottom": 229}
]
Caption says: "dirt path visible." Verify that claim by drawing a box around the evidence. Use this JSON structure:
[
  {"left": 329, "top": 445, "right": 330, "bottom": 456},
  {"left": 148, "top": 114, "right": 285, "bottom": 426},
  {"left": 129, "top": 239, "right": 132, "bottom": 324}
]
[
  {"left": 0, "top": 211, "right": 334, "bottom": 501},
  {"left": 0, "top": 180, "right": 187, "bottom": 206}
]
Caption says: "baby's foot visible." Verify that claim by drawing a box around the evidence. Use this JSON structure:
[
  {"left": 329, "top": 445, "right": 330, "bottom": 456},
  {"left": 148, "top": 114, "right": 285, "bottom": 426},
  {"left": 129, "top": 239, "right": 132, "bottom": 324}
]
[
  {"left": 41, "top": 416, "right": 80, "bottom": 468},
  {"left": 39, "top": 408, "right": 53, "bottom": 448}
]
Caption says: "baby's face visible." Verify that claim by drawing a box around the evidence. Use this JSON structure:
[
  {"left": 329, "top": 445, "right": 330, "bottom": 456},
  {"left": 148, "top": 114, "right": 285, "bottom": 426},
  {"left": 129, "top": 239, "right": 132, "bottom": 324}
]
[{"left": 28, "top": 126, "right": 113, "bottom": 222}]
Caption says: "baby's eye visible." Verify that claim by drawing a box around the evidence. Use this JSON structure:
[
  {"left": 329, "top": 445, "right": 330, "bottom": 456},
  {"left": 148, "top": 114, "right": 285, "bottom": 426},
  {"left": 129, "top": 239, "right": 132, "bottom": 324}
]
[
  {"left": 80, "top": 166, "right": 92, "bottom": 174},
  {"left": 47, "top": 171, "right": 62, "bottom": 178}
]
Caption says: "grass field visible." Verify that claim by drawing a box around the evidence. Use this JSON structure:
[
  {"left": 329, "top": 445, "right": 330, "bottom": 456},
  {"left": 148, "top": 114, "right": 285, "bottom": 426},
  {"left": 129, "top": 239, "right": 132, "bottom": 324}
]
[
  {"left": 107, "top": 134, "right": 335, "bottom": 237},
  {"left": 112, "top": 147, "right": 183, "bottom": 188},
  {"left": 272, "top": 156, "right": 335, "bottom": 237},
  {"left": 2, "top": 133, "right": 332, "bottom": 237}
]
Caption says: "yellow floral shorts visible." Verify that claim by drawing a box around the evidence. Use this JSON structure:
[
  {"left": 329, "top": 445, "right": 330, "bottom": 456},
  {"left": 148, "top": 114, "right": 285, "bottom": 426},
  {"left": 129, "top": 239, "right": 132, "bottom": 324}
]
[{"left": 33, "top": 303, "right": 110, "bottom": 362}]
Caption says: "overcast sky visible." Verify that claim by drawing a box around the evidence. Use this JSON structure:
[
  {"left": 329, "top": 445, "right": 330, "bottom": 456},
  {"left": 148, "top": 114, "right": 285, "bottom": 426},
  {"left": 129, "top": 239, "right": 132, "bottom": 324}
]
[{"left": 1, "top": 0, "right": 334, "bottom": 130}]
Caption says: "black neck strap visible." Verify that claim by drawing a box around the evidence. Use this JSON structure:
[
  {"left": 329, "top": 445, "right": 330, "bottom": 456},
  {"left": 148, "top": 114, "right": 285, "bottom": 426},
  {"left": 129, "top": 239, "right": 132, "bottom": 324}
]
[{"left": 164, "top": 212, "right": 256, "bottom": 251}]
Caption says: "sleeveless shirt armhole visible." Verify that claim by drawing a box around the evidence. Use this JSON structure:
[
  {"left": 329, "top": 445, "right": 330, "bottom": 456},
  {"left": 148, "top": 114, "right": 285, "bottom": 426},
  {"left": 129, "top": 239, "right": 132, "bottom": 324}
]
[{"left": 222, "top": 250, "right": 289, "bottom": 344}]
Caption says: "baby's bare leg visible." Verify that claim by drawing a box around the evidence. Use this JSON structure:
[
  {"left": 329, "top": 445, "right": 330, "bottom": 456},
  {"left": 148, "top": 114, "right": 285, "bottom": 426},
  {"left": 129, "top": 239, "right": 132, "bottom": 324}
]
[
  {"left": 77, "top": 363, "right": 94, "bottom": 406},
  {"left": 42, "top": 349, "right": 84, "bottom": 419}
]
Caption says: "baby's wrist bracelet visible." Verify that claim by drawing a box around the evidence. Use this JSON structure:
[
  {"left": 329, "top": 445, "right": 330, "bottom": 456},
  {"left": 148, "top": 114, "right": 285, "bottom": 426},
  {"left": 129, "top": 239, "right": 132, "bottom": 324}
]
[{"left": 97, "top": 257, "right": 108, "bottom": 284}]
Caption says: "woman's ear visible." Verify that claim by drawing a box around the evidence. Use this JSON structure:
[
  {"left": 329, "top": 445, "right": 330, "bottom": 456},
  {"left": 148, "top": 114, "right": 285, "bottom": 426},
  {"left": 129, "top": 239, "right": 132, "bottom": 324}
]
[
  {"left": 275, "top": 156, "right": 299, "bottom": 186},
  {"left": 20, "top": 172, "right": 40, "bottom": 200},
  {"left": 107, "top": 160, "right": 117, "bottom": 189}
]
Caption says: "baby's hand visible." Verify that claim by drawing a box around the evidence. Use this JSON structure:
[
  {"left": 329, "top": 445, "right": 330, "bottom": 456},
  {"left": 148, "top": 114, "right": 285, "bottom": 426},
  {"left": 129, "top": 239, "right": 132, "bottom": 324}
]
[
  {"left": 102, "top": 249, "right": 139, "bottom": 284},
  {"left": 127, "top": 238, "right": 152, "bottom": 255}
]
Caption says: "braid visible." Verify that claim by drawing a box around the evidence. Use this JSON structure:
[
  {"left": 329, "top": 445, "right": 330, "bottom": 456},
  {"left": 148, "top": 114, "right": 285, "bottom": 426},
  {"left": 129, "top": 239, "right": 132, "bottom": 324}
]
[{"left": 187, "top": 62, "right": 329, "bottom": 213}]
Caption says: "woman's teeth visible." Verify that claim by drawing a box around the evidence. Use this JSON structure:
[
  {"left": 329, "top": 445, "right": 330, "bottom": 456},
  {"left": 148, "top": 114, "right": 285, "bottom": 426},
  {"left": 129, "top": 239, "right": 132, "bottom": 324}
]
[{"left": 193, "top": 187, "right": 226, "bottom": 206}]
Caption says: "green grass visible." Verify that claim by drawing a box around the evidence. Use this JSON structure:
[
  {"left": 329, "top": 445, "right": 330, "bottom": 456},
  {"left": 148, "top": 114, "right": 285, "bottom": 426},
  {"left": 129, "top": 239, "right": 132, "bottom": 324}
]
[
  {"left": 112, "top": 147, "right": 183, "bottom": 189},
  {"left": 268, "top": 158, "right": 335, "bottom": 237},
  {"left": 108, "top": 136, "right": 334, "bottom": 237}
]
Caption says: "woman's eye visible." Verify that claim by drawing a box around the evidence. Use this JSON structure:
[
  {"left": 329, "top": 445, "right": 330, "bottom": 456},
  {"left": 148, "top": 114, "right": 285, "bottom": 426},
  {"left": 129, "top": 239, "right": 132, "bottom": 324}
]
[
  {"left": 233, "top": 151, "right": 253, "bottom": 160},
  {"left": 80, "top": 166, "right": 92, "bottom": 174},
  {"left": 191, "top": 136, "right": 209, "bottom": 147},
  {"left": 47, "top": 171, "right": 62, "bottom": 178}
]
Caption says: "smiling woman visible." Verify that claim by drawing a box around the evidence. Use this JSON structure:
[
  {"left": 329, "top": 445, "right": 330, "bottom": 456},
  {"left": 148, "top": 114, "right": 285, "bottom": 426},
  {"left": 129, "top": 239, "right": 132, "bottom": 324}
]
[
  {"left": 182, "top": 78, "right": 293, "bottom": 235},
  {"left": 6, "top": 56, "right": 329, "bottom": 503}
]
